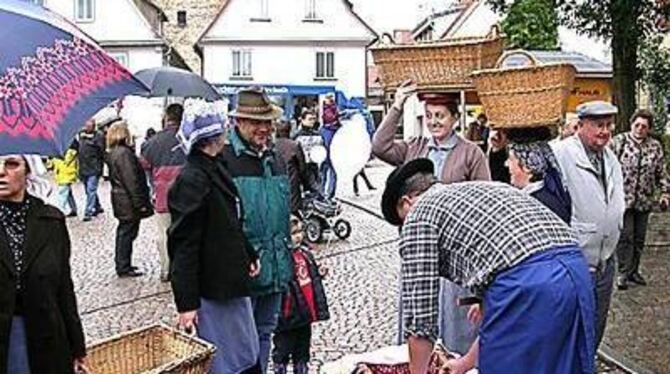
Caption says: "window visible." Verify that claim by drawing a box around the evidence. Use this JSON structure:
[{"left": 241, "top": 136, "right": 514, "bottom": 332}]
[
  {"left": 259, "top": 0, "right": 269, "bottom": 19},
  {"left": 75, "top": 0, "right": 94, "bottom": 22},
  {"left": 232, "top": 50, "right": 252, "bottom": 78},
  {"left": 177, "top": 11, "right": 187, "bottom": 27},
  {"left": 109, "top": 52, "right": 129, "bottom": 68},
  {"left": 316, "top": 52, "right": 335, "bottom": 79},
  {"left": 305, "top": 0, "right": 318, "bottom": 20}
]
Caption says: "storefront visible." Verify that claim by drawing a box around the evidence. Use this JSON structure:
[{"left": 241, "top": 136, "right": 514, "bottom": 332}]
[{"left": 215, "top": 84, "right": 337, "bottom": 122}]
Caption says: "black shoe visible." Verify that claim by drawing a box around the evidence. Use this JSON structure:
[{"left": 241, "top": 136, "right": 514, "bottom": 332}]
[
  {"left": 66, "top": 212, "right": 77, "bottom": 218},
  {"left": 82, "top": 216, "right": 92, "bottom": 222},
  {"left": 616, "top": 276, "right": 629, "bottom": 290},
  {"left": 117, "top": 269, "right": 144, "bottom": 278},
  {"left": 93, "top": 208, "right": 104, "bottom": 216},
  {"left": 628, "top": 272, "right": 647, "bottom": 286}
]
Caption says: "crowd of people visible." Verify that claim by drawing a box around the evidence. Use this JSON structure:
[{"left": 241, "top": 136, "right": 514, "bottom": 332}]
[
  {"left": 373, "top": 81, "right": 670, "bottom": 373},
  {"left": 1, "top": 79, "right": 669, "bottom": 373}
]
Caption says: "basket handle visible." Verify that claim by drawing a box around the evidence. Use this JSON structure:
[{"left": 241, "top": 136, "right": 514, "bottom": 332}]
[{"left": 495, "top": 49, "right": 540, "bottom": 68}]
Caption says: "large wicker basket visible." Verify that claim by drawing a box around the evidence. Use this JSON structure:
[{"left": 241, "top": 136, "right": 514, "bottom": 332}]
[
  {"left": 85, "top": 324, "right": 216, "bottom": 374},
  {"left": 370, "top": 27, "right": 504, "bottom": 91},
  {"left": 471, "top": 50, "right": 577, "bottom": 129}
]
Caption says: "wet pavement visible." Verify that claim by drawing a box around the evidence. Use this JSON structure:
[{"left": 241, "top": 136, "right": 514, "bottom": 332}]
[{"left": 60, "top": 160, "right": 664, "bottom": 372}]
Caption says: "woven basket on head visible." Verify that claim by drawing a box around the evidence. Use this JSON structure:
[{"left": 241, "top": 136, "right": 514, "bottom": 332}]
[
  {"left": 370, "top": 26, "right": 505, "bottom": 91},
  {"left": 471, "top": 50, "right": 577, "bottom": 129},
  {"left": 85, "top": 324, "right": 216, "bottom": 374}
]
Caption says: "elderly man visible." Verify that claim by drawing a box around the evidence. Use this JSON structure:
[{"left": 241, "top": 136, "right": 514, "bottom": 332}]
[
  {"left": 551, "top": 101, "right": 625, "bottom": 348},
  {"left": 382, "top": 159, "right": 595, "bottom": 374},
  {"left": 223, "top": 88, "right": 292, "bottom": 373},
  {"left": 611, "top": 109, "right": 670, "bottom": 290}
]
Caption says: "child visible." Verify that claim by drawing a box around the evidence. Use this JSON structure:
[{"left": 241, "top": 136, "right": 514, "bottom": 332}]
[
  {"left": 272, "top": 216, "right": 329, "bottom": 374},
  {"left": 49, "top": 141, "right": 79, "bottom": 217}
]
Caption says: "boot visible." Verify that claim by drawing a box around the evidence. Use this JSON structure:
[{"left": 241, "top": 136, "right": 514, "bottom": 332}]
[{"left": 294, "top": 362, "right": 309, "bottom": 374}]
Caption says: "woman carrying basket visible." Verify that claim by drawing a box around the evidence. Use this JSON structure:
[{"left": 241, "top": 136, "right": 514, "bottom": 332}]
[
  {"left": 168, "top": 104, "right": 262, "bottom": 374},
  {"left": 372, "top": 80, "right": 490, "bottom": 355}
]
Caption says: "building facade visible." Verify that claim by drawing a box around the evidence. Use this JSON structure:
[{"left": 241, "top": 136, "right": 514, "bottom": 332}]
[
  {"left": 197, "top": 0, "right": 377, "bottom": 120},
  {"left": 42, "top": 0, "right": 172, "bottom": 72}
]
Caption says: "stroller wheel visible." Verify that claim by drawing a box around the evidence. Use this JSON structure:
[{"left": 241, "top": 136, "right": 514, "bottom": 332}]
[
  {"left": 333, "top": 219, "right": 352, "bottom": 240},
  {"left": 305, "top": 217, "right": 323, "bottom": 243}
]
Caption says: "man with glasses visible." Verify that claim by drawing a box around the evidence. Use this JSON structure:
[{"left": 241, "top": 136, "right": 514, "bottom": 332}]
[
  {"left": 611, "top": 109, "right": 670, "bottom": 290},
  {"left": 551, "top": 101, "right": 625, "bottom": 349}
]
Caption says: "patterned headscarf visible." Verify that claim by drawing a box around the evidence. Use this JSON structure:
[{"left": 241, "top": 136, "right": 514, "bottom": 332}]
[{"left": 508, "top": 141, "right": 561, "bottom": 181}]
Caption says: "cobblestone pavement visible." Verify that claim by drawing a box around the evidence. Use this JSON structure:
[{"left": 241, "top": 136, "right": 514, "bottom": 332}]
[{"left": 64, "top": 161, "right": 639, "bottom": 372}]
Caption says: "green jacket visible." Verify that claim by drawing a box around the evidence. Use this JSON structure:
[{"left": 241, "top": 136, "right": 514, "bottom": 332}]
[{"left": 220, "top": 129, "right": 292, "bottom": 296}]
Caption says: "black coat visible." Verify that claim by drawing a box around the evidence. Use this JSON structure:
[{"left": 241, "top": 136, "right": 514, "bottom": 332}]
[
  {"left": 77, "top": 130, "right": 105, "bottom": 177},
  {"left": 107, "top": 145, "right": 153, "bottom": 222},
  {"left": 168, "top": 150, "right": 259, "bottom": 313},
  {"left": 0, "top": 196, "right": 86, "bottom": 374},
  {"left": 274, "top": 138, "right": 320, "bottom": 213}
]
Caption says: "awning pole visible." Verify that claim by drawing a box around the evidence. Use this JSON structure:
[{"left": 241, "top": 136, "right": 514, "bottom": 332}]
[{"left": 460, "top": 90, "right": 467, "bottom": 132}]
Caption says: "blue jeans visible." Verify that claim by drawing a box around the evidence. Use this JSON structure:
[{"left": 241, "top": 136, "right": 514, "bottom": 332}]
[
  {"left": 81, "top": 175, "right": 101, "bottom": 217},
  {"left": 8, "top": 317, "right": 30, "bottom": 374},
  {"left": 251, "top": 293, "right": 282, "bottom": 374},
  {"left": 56, "top": 184, "right": 77, "bottom": 215},
  {"left": 320, "top": 161, "right": 337, "bottom": 199}
]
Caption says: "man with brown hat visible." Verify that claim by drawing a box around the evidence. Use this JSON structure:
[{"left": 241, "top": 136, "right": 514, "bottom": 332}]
[{"left": 222, "top": 87, "right": 292, "bottom": 373}]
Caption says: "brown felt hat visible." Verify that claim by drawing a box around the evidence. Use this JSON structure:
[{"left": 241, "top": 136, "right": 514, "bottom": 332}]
[{"left": 229, "top": 87, "right": 283, "bottom": 121}]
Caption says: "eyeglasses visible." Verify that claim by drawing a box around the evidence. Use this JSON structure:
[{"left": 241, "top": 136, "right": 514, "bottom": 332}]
[{"left": 0, "top": 158, "right": 23, "bottom": 171}]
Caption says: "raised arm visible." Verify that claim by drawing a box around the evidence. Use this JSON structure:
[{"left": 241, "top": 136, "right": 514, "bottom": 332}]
[{"left": 372, "top": 81, "right": 418, "bottom": 166}]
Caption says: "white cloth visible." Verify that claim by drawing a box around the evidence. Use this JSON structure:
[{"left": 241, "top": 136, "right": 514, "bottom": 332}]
[
  {"left": 23, "top": 155, "right": 58, "bottom": 206},
  {"left": 551, "top": 135, "right": 625, "bottom": 268}
]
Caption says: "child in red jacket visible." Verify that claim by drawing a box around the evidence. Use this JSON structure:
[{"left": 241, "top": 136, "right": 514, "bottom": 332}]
[{"left": 272, "top": 216, "right": 329, "bottom": 374}]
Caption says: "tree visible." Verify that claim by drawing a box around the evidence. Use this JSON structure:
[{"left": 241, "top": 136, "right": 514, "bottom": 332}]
[
  {"left": 501, "top": 0, "right": 559, "bottom": 50},
  {"left": 487, "top": 0, "right": 669, "bottom": 132},
  {"left": 639, "top": 36, "right": 670, "bottom": 133}
]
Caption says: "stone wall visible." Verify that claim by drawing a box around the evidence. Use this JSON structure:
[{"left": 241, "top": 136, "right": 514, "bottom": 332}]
[{"left": 153, "top": 0, "right": 226, "bottom": 73}]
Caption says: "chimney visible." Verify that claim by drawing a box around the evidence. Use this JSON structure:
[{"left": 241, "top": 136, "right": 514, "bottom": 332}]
[{"left": 393, "top": 29, "right": 414, "bottom": 44}]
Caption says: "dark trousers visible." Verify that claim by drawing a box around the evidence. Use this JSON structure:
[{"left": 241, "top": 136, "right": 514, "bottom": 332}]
[
  {"left": 115, "top": 219, "right": 140, "bottom": 274},
  {"left": 272, "top": 324, "right": 312, "bottom": 365},
  {"left": 353, "top": 169, "right": 374, "bottom": 195},
  {"left": 616, "top": 209, "right": 650, "bottom": 277},
  {"left": 592, "top": 256, "right": 615, "bottom": 349}
]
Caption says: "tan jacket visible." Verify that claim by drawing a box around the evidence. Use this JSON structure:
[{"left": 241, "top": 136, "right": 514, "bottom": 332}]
[{"left": 372, "top": 108, "right": 491, "bottom": 183}]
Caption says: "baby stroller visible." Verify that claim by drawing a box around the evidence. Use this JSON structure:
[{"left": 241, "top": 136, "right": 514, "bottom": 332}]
[{"left": 299, "top": 194, "right": 352, "bottom": 243}]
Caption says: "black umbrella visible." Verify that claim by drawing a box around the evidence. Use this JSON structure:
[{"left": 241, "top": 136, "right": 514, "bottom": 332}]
[{"left": 134, "top": 66, "right": 221, "bottom": 101}]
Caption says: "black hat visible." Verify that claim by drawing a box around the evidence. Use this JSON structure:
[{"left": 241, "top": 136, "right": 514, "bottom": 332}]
[{"left": 381, "top": 158, "right": 435, "bottom": 226}]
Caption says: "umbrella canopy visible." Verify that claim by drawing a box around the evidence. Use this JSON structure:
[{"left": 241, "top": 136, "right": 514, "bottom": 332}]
[
  {"left": 135, "top": 66, "right": 221, "bottom": 101},
  {"left": 0, "top": 0, "right": 149, "bottom": 156}
]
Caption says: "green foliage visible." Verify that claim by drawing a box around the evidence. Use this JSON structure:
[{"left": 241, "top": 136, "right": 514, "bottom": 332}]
[
  {"left": 640, "top": 36, "right": 670, "bottom": 133},
  {"left": 501, "top": 0, "right": 559, "bottom": 50}
]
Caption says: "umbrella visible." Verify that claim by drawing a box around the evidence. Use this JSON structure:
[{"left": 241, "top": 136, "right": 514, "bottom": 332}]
[
  {"left": 0, "top": 0, "right": 149, "bottom": 156},
  {"left": 134, "top": 66, "right": 221, "bottom": 101}
]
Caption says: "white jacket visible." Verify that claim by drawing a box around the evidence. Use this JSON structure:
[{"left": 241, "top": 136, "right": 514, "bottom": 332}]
[{"left": 551, "top": 135, "right": 625, "bottom": 268}]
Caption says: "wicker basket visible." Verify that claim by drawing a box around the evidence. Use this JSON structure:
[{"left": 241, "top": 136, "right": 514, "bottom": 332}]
[
  {"left": 85, "top": 324, "right": 216, "bottom": 374},
  {"left": 471, "top": 50, "right": 577, "bottom": 129},
  {"left": 370, "top": 26, "right": 505, "bottom": 91}
]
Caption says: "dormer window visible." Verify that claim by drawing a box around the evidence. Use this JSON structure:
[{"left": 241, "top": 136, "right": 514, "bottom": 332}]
[
  {"left": 305, "top": 0, "right": 318, "bottom": 20},
  {"left": 75, "top": 0, "right": 94, "bottom": 22},
  {"left": 177, "top": 11, "right": 187, "bottom": 27}
]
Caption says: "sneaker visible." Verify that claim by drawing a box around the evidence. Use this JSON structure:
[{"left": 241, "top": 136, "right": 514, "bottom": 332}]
[{"left": 117, "top": 269, "right": 144, "bottom": 278}]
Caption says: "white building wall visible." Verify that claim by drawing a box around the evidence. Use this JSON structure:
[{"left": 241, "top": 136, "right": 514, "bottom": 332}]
[
  {"left": 45, "top": 0, "right": 157, "bottom": 42},
  {"left": 204, "top": 0, "right": 374, "bottom": 42},
  {"left": 106, "top": 46, "right": 164, "bottom": 73},
  {"left": 203, "top": 43, "right": 368, "bottom": 97}
]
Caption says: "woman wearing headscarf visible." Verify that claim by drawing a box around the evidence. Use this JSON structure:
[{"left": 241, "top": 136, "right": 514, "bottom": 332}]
[
  {"left": 506, "top": 129, "right": 572, "bottom": 224},
  {"left": 106, "top": 121, "right": 154, "bottom": 277},
  {"left": 168, "top": 103, "right": 262, "bottom": 374},
  {"left": 372, "top": 80, "right": 490, "bottom": 354},
  {"left": 0, "top": 154, "right": 87, "bottom": 373}
]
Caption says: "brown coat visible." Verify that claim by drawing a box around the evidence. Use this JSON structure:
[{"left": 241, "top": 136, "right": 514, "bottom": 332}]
[{"left": 372, "top": 108, "right": 491, "bottom": 183}]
